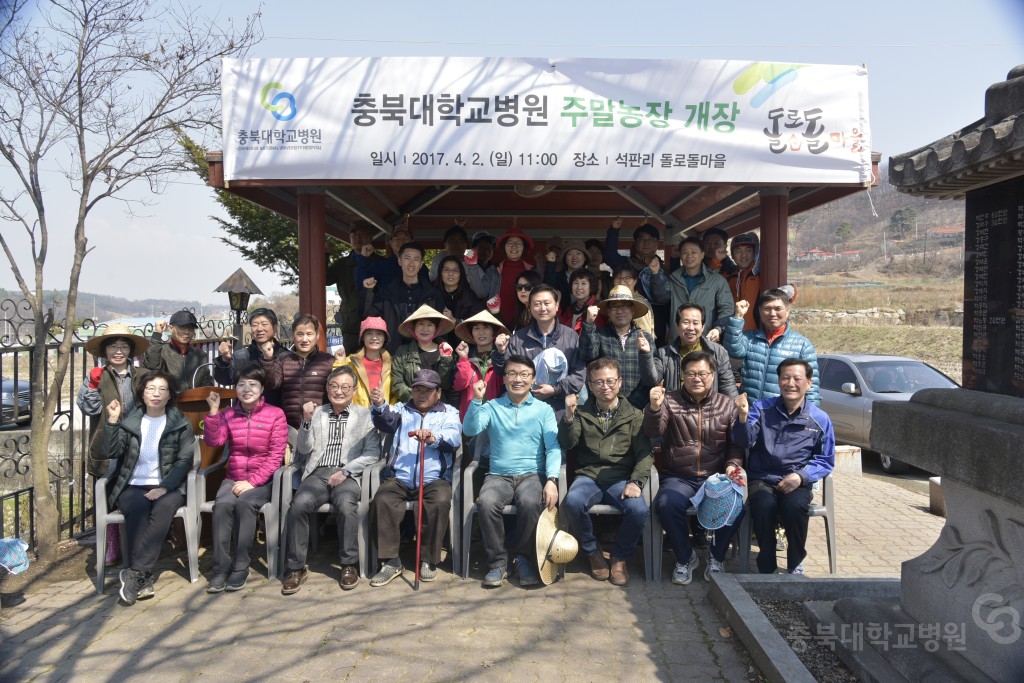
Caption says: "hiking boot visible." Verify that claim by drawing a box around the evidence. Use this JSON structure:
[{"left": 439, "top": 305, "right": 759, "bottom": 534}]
[
  {"left": 704, "top": 556, "right": 724, "bottom": 582},
  {"left": 206, "top": 574, "right": 228, "bottom": 594},
  {"left": 588, "top": 552, "right": 610, "bottom": 581},
  {"left": 339, "top": 565, "right": 359, "bottom": 591},
  {"left": 515, "top": 555, "right": 539, "bottom": 587},
  {"left": 671, "top": 553, "right": 699, "bottom": 586},
  {"left": 118, "top": 568, "right": 145, "bottom": 605},
  {"left": 369, "top": 562, "right": 403, "bottom": 587},
  {"left": 419, "top": 562, "right": 437, "bottom": 582},
  {"left": 137, "top": 572, "right": 155, "bottom": 600},
  {"left": 609, "top": 559, "right": 629, "bottom": 586},
  {"left": 225, "top": 569, "right": 249, "bottom": 591},
  {"left": 281, "top": 568, "right": 308, "bottom": 595},
  {"left": 482, "top": 564, "right": 507, "bottom": 588}
]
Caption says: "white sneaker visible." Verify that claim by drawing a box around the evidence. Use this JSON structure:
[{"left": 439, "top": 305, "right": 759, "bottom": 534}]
[
  {"left": 789, "top": 564, "right": 805, "bottom": 575},
  {"left": 704, "top": 556, "right": 724, "bottom": 582},
  {"left": 671, "top": 553, "right": 700, "bottom": 586}
]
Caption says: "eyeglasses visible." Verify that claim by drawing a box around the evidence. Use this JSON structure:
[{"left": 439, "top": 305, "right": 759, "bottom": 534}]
[
  {"left": 328, "top": 383, "right": 355, "bottom": 392},
  {"left": 684, "top": 371, "right": 714, "bottom": 380},
  {"left": 589, "top": 378, "right": 620, "bottom": 388},
  {"left": 515, "top": 284, "right": 533, "bottom": 292},
  {"left": 235, "top": 381, "right": 262, "bottom": 391},
  {"left": 505, "top": 371, "right": 534, "bottom": 380},
  {"left": 106, "top": 343, "right": 131, "bottom": 353},
  {"left": 441, "top": 268, "right": 461, "bottom": 275},
  {"left": 144, "top": 385, "right": 169, "bottom": 394}
]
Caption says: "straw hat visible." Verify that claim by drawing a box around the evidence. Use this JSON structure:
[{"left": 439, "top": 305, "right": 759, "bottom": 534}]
[
  {"left": 84, "top": 324, "right": 150, "bottom": 358},
  {"left": 535, "top": 507, "right": 578, "bottom": 585},
  {"left": 397, "top": 304, "right": 456, "bottom": 339},
  {"left": 596, "top": 285, "right": 650, "bottom": 319},
  {"left": 454, "top": 310, "right": 509, "bottom": 344}
]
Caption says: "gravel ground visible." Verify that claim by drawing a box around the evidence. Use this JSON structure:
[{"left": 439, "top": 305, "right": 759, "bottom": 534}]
[{"left": 755, "top": 598, "right": 859, "bottom": 683}]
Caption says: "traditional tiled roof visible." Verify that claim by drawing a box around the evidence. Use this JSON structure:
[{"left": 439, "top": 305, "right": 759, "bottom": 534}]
[{"left": 889, "top": 65, "right": 1024, "bottom": 198}]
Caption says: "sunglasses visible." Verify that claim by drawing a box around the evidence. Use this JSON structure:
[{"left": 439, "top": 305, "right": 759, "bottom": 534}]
[{"left": 515, "top": 284, "right": 533, "bottom": 292}]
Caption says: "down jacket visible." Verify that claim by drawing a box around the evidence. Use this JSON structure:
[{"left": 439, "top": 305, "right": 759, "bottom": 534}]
[
  {"left": 202, "top": 397, "right": 287, "bottom": 488},
  {"left": 104, "top": 406, "right": 196, "bottom": 507},
  {"left": 723, "top": 316, "right": 820, "bottom": 405},
  {"left": 262, "top": 349, "right": 335, "bottom": 428},
  {"left": 643, "top": 389, "right": 743, "bottom": 479},
  {"left": 654, "top": 337, "right": 737, "bottom": 398}
]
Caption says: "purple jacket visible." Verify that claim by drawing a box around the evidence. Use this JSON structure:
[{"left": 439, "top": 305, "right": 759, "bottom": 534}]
[{"left": 203, "top": 397, "right": 287, "bottom": 488}]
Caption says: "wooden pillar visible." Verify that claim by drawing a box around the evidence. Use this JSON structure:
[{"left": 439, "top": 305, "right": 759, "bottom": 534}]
[
  {"left": 759, "top": 188, "right": 789, "bottom": 290},
  {"left": 297, "top": 188, "right": 328, "bottom": 351}
]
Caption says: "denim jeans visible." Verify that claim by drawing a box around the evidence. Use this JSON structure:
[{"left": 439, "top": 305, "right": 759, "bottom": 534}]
[
  {"left": 562, "top": 477, "right": 649, "bottom": 560},
  {"left": 653, "top": 475, "right": 744, "bottom": 565},
  {"left": 477, "top": 473, "right": 544, "bottom": 569}
]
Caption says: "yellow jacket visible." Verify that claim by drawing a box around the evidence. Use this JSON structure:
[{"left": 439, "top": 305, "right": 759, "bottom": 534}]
[{"left": 333, "top": 348, "right": 393, "bottom": 408}]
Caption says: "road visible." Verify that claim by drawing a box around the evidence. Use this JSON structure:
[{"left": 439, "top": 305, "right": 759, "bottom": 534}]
[{"left": 856, "top": 447, "right": 931, "bottom": 496}]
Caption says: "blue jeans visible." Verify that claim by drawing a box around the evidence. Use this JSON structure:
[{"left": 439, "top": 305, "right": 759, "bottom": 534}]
[
  {"left": 654, "top": 475, "right": 744, "bottom": 565},
  {"left": 562, "top": 477, "right": 649, "bottom": 560}
]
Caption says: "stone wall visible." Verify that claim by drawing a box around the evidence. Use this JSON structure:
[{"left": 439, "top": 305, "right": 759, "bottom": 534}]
[{"left": 789, "top": 307, "right": 963, "bottom": 327}]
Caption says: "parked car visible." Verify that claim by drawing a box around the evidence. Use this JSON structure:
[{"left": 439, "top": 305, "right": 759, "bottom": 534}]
[
  {"left": 818, "top": 354, "right": 959, "bottom": 474},
  {"left": 1, "top": 378, "right": 31, "bottom": 428}
]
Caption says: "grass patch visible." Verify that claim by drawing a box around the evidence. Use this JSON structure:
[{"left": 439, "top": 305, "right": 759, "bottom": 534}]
[{"left": 799, "top": 324, "right": 962, "bottom": 382}]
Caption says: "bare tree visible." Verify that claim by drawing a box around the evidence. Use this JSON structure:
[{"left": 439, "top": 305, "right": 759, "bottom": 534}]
[{"left": 0, "top": 0, "right": 261, "bottom": 560}]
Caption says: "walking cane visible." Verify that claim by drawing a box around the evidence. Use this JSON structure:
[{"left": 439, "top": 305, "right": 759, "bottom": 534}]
[{"left": 409, "top": 431, "right": 427, "bottom": 591}]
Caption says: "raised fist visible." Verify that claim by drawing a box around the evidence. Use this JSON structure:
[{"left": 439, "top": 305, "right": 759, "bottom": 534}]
[
  {"left": 155, "top": 320, "right": 168, "bottom": 334},
  {"left": 473, "top": 379, "right": 487, "bottom": 401},
  {"left": 106, "top": 399, "right": 121, "bottom": 423},
  {"left": 89, "top": 366, "right": 104, "bottom": 389},
  {"left": 370, "top": 384, "right": 386, "bottom": 407},
  {"left": 486, "top": 295, "right": 501, "bottom": 314},
  {"left": 611, "top": 216, "right": 623, "bottom": 229},
  {"left": 586, "top": 305, "right": 600, "bottom": 324},
  {"left": 734, "top": 300, "right": 749, "bottom": 319},
  {"left": 302, "top": 401, "right": 317, "bottom": 422},
  {"left": 442, "top": 307, "right": 454, "bottom": 320},
  {"left": 546, "top": 249, "right": 558, "bottom": 263},
  {"left": 648, "top": 257, "right": 660, "bottom": 274},
  {"left": 649, "top": 383, "right": 666, "bottom": 411},
  {"left": 218, "top": 340, "right": 232, "bottom": 361},
  {"left": 259, "top": 340, "right": 276, "bottom": 360},
  {"left": 564, "top": 393, "right": 578, "bottom": 421},
  {"left": 334, "top": 347, "right": 347, "bottom": 363},
  {"left": 463, "top": 248, "right": 478, "bottom": 266},
  {"left": 206, "top": 391, "right": 221, "bottom": 415},
  {"left": 494, "top": 333, "right": 509, "bottom": 353},
  {"left": 363, "top": 277, "right": 377, "bottom": 290},
  {"left": 360, "top": 243, "right": 375, "bottom": 257},
  {"left": 735, "top": 393, "right": 749, "bottom": 421},
  {"left": 637, "top": 334, "right": 651, "bottom": 353},
  {"left": 455, "top": 341, "right": 469, "bottom": 359},
  {"left": 439, "top": 342, "right": 453, "bottom": 357}
]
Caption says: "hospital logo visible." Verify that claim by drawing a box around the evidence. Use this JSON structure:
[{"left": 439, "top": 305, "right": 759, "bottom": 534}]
[{"left": 261, "top": 82, "right": 297, "bottom": 121}]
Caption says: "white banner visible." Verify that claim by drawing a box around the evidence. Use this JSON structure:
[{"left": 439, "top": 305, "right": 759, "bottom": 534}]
[{"left": 222, "top": 57, "right": 871, "bottom": 184}]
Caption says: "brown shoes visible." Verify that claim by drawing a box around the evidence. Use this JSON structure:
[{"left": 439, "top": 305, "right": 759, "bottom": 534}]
[
  {"left": 609, "top": 559, "right": 629, "bottom": 586},
  {"left": 339, "top": 565, "right": 359, "bottom": 591},
  {"left": 588, "top": 552, "right": 610, "bottom": 581},
  {"left": 281, "top": 567, "right": 308, "bottom": 595}
]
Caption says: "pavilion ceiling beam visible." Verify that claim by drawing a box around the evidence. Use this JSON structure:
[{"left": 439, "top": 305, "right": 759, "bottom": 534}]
[
  {"left": 606, "top": 185, "right": 678, "bottom": 228},
  {"left": 324, "top": 189, "right": 393, "bottom": 236},
  {"left": 393, "top": 185, "right": 460, "bottom": 225},
  {"left": 663, "top": 186, "right": 706, "bottom": 215},
  {"left": 675, "top": 188, "right": 761, "bottom": 232},
  {"left": 365, "top": 187, "right": 401, "bottom": 216},
  {"left": 412, "top": 209, "right": 646, "bottom": 219},
  {"left": 266, "top": 187, "right": 349, "bottom": 232}
]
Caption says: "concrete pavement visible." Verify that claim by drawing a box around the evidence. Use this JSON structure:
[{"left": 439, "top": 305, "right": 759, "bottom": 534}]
[{"left": 0, "top": 472, "right": 945, "bottom": 682}]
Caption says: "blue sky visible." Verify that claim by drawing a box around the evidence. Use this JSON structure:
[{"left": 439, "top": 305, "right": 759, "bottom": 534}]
[{"left": 2, "top": 0, "right": 1023, "bottom": 305}]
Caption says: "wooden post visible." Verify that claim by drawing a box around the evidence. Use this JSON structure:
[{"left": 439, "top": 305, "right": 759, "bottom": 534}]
[
  {"left": 297, "top": 188, "right": 328, "bottom": 351},
  {"left": 758, "top": 188, "right": 789, "bottom": 290}
]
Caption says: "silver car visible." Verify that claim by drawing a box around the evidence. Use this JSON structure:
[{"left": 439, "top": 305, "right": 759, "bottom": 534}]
[{"left": 818, "top": 353, "right": 959, "bottom": 473}]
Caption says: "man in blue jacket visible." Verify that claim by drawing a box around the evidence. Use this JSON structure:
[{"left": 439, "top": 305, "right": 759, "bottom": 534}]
[
  {"left": 368, "top": 369, "right": 462, "bottom": 586},
  {"left": 734, "top": 358, "right": 834, "bottom": 575},
  {"left": 464, "top": 355, "right": 561, "bottom": 589}
]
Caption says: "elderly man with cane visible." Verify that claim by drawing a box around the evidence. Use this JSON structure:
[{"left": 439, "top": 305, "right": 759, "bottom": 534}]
[{"left": 368, "top": 369, "right": 462, "bottom": 587}]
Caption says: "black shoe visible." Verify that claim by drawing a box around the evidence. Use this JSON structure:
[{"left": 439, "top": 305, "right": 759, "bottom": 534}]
[
  {"left": 225, "top": 569, "right": 249, "bottom": 591},
  {"left": 119, "top": 568, "right": 145, "bottom": 605},
  {"left": 138, "top": 572, "right": 155, "bottom": 600},
  {"left": 206, "top": 574, "right": 228, "bottom": 594}
]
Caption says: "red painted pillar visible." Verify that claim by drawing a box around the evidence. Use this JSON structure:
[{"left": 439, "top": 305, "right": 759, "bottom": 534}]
[
  {"left": 759, "top": 188, "right": 789, "bottom": 291},
  {"left": 297, "top": 188, "right": 328, "bottom": 351}
]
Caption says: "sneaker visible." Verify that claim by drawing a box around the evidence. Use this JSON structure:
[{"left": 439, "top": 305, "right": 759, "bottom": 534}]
[
  {"left": 206, "top": 574, "right": 228, "bottom": 594},
  {"left": 704, "top": 556, "right": 724, "bottom": 582},
  {"left": 419, "top": 562, "right": 437, "bottom": 582},
  {"left": 118, "top": 568, "right": 145, "bottom": 605},
  {"left": 671, "top": 553, "right": 700, "bottom": 586},
  {"left": 482, "top": 565, "right": 507, "bottom": 588},
  {"left": 514, "top": 554, "right": 539, "bottom": 587},
  {"left": 137, "top": 573, "right": 155, "bottom": 600},
  {"left": 369, "top": 563, "right": 403, "bottom": 587},
  {"left": 789, "top": 564, "right": 805, "bottom": 575},
  {"left": 225, "top": 569, "right": 249, "bottom": 591}
]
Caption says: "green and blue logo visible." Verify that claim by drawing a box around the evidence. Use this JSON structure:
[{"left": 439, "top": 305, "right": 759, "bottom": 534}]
[
  {"left": 733, "top": 63, "right": 806, "bottom": 108},
  {"left": 261, "top": 82, "right": 297, "bottom": 121}
]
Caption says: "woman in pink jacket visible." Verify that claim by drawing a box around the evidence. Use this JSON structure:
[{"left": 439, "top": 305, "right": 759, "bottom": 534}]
[{"left": 203, "top": 367, "right": 288, "bottom": 593}]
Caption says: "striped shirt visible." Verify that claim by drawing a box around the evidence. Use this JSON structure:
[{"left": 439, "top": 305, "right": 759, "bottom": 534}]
[{"left": 318, "top": 407, "right": 350, "bottom": 469}]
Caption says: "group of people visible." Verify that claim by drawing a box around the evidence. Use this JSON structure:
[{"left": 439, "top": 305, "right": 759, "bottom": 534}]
[{"left": 77, "top": 220, "right": 835, "bottom": 605}]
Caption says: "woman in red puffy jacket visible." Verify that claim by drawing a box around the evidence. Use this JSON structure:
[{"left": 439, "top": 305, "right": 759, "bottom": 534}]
[{"left": 202, "top": 366, "right": 287, "bottom": 593}]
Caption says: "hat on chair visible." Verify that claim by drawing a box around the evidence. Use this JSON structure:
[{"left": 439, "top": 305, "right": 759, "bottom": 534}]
[
  {"left": 535, "top": 507, "right": 578, "bottom": 585},
  {"left": 693, "top": 473, "right": 745, "bottom": 531}
]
